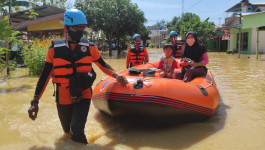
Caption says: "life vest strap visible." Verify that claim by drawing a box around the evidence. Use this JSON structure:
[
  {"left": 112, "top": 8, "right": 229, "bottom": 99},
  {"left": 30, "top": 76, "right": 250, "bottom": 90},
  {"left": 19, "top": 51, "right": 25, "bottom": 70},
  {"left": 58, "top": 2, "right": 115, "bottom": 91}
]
[
  {"left": 130, "top": 54, "right": 145, "bottom": 56},
  {"left": 75, "top": 63, "right": 91, "bottom": 67},
  {"left": 54, "top": 64, "right": 73, "bottom": 69},
  {"left": 54, "top": 74, "right": 73, "bottom": 78},
  {"left": 130, "top": 58, "right": 145, "bottom": 60},
  {"left": 53, "top": 63, "right": 91, "bottom": 70}
]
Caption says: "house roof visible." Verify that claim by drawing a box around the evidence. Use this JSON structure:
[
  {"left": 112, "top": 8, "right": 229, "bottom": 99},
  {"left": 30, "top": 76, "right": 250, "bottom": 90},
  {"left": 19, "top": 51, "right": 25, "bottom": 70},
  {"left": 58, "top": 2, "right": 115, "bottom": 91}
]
[
  {"left": 226, "top": 3, "right": 242, "bottom": 12},
  {"left": 147, "top": 26, "right": 167, "bottom": 31},
  {"left": 252, "top": 2, "right": 265, "bottom": 5},
  {"left": 10, "top": 5, "right": 65, "bottom": 24},
  {"left": 224, "top": 12, "right": 257, "bottom": 27},
  {"left": 224, "top": 14, "right": 240, "bottom": 27},
  {"left": 12, "top": 13, "right": 64, "bottom": 30},
  {"left": 255, "top": 5, "right": 265, "bottom": 11},
  {"left": 225, "top": 1, "right": 265, "bottom": 12}
]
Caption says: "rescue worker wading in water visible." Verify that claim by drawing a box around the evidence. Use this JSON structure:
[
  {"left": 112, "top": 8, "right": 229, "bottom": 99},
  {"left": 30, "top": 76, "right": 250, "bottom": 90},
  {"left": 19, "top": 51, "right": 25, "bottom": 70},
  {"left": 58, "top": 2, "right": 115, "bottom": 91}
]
[
  {"left": 27, "top": 9, "right": 128, "bottom": 144},
  {"left": 126, "top": 34, "right": 149, "bottom": 68},
  {"left": 170, "top": 31, "right": 183, "bottom": 58}
]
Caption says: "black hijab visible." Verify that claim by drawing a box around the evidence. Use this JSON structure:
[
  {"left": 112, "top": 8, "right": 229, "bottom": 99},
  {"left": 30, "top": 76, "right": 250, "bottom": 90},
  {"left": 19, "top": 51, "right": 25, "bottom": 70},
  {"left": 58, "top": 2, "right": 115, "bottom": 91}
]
[{"left": 181, "top": 31, "right": 206, "bottom": 62}]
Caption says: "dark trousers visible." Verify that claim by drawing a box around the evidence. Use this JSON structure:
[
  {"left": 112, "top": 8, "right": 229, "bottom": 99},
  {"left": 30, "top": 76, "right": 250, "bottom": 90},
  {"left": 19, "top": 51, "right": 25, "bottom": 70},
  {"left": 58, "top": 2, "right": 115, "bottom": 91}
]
[
  {"left": 56, "top": 99, "right": 91, "bottom": 144},
  {"left": 176, "top": 66, "right": 207, "bottom": 82}
]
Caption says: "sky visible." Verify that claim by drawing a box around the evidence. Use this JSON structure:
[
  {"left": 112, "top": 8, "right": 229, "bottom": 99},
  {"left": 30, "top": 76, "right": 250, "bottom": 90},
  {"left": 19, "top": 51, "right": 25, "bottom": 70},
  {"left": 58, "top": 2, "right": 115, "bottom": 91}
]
[{"left": 130, "top": 0, "right": 265, "bottom": 26}]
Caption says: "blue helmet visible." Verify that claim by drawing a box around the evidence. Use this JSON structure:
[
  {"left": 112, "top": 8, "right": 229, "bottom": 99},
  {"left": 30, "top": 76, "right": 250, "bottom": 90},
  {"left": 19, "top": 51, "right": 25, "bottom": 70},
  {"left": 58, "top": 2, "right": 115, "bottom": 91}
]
[
  {"left": 169, "top": 31, "right": 178, "bottom": 37},
  {"left": 132, "top": 34, "right": 141, "bottom": 40},
  {"left": 64, "top": 9, "right": 87, "bottom": 26}
]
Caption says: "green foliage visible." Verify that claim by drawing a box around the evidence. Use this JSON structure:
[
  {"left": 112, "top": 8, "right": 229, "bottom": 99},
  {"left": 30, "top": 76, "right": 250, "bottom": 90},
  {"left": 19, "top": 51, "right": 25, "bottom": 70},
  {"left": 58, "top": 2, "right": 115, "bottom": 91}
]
[
  {"left": 167, "top": 13, "right": 215, "bottom": 42},
  {"left": 10, "top": 58, "right": 17, "bottom": 71},
  {"left": 0, "top": 47, "right": 6, "bottom": 73},
  {"left": 22, "top": 35, "right": 56, "bottom": 75},
  {"left": 24, "top": 9, "right": 39, "bottom": 20},
  {"left": 0, "top": 17, "right": 20, "bottom": 74},
  {"left": 0, "top": 0, "right": 35, "bottom": 15},
  {"left": 0, "top": 17, "right": 12, "bottom": 39},
  {"left": 23, "top": 46, "right": 46, "bottom": 75},
  {"left": 162, "top": 41, "right": 166, "bottom": 47},
  {"left": 0, "top": 0, "right": 30, "bottom": 8},
  {"left": 75, "top": 0, "right": 146, "bottom": 55},
  {"left": 165, "top": 36, "right": 170, "bottom": 43},
  {"left": 149, "top": 43, "right": 154, "bottom": 48},
  {"left": 139, "top": 25, "right": 151, "bottom": 45},
  {"left": 153, "top": 19, "right": 167, "bottom": 27},
  {"left": 44, "top": 0, "right": 67, "bottom": 9}
]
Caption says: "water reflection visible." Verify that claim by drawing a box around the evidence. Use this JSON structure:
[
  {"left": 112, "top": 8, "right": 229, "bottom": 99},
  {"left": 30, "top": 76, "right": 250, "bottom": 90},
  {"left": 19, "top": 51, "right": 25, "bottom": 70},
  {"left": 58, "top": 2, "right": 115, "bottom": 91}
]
[{"left": 92, "top": 100, "right": 228, "bottom": 150}]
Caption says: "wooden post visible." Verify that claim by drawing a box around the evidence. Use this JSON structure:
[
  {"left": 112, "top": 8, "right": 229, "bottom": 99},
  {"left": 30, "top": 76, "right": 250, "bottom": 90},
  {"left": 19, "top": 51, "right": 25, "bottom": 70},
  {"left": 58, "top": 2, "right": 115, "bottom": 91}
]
[
  {"left": 219, "top": 36, "right": 221, "bottom": 53},
  {"left": 238, "top": 13, "right": 242, "bottom": 58},
  {"left": 6, "top": 0, "right": 13, "bottom": 77},
  {"left": 256, "top": 27, "right": 259, "bottom": 60},
  {"left": 5, "top": 41, "right": 10, "bottom": 76},
  {"left": 238, "top": 29, "right": 241, "bottom": 58}
]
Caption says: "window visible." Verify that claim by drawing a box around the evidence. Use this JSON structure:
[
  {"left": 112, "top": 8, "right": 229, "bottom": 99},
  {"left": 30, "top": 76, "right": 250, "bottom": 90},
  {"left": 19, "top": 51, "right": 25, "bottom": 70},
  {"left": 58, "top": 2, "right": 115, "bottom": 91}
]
[
  {"left": 236, "top": 32, "right": 248, "bottom": 51},
  {"left": 162, "top": 34, "right": 166, "bottom": 39}
]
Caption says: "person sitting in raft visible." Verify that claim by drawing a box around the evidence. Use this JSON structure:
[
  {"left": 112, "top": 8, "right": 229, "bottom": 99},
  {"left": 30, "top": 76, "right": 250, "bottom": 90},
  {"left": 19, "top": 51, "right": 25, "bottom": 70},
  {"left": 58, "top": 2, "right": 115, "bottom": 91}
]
[
  {"left": 157, "top": 43, "right": 177, "bottom": 79},
  {"left": 175, "top": 31, "right": 208, "bottom": 82},
  {"left": 126, "top": 34, "right": 149, "bottom": 68}
]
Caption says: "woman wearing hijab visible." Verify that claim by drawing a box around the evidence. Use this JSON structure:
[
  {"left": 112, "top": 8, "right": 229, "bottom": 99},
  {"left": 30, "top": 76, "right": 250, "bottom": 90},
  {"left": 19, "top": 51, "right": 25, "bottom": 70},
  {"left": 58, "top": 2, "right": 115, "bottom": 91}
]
[{"left": 175, "top": 31, "right": 209, "bottom": 82}]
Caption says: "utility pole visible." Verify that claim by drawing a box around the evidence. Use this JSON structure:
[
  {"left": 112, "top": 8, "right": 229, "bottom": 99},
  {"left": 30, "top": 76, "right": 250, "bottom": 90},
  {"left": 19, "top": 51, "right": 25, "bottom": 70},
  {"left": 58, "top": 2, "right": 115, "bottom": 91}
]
[
  {"left": 218, "top": 17, "right": 221, "bottom": 26},
  {"left": 238, "top": 13, "right": 242, "bottom": 58},
  {"left": 256, "top": 27, "right": 259, "bottom": 60},
  {"left": 6, "top": 0, "right": 13, "bottom": 76},
  {"left": 182, "top": 0, "right": 184, "bottom": 15}
]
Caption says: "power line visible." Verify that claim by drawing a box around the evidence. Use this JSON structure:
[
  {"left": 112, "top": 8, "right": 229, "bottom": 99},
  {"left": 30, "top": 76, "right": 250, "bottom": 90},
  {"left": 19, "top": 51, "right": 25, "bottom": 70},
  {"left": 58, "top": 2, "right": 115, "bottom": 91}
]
[
  {"left": 182, "top": 0, "right": 184, "bottom": 15},
  {"left": 184, "top": 0, "right": 203, "bottom": 12}
]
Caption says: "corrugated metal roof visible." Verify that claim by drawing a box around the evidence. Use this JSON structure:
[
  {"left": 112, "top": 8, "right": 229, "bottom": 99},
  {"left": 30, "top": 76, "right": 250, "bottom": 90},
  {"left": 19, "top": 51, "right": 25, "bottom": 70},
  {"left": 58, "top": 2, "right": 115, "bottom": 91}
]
[
  {"left": 251, "top": 3, "right": 265, "bottom": 5},
  {"left": 10, "top": 5, "right": 64, "bottom": 23},
  {"left": 12, "top": 13, "right": 64, "bottom": 30}
]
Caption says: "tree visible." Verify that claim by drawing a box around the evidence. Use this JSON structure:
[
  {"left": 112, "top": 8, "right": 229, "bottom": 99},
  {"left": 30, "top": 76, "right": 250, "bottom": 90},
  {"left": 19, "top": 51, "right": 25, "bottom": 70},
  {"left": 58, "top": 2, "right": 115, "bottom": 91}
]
[
  {"left": 75, "top": 0, "right": 146, "bottom": 56},
  {"left": 198, "top": 18, "right": 215, "bottom": 43},
  {"left": 44, "top": 0, "right": 67, "bottom": 9},
  {"left": 139, "top": 25, "right": 151, "bottom": 46},
  {"left": 0, "top": 0, "right": 36, "bottom": 15},
  {"left": 112, "top": 1, "right": 146, "bottom": 55},
  {"left": 153, "top": 19, "right": 167, "bottom": 27},
  {"left": 0, "top": 17, "right": 20, "bottom": 76},
  {"left": 0, "top": 0, "right": 35, "bottom": 76},
  {"left": 167, "top": 13, "right": 215, "bottom": 43},
  {"left": 24, "top": 9, "right": 39, "bottom": 20}
]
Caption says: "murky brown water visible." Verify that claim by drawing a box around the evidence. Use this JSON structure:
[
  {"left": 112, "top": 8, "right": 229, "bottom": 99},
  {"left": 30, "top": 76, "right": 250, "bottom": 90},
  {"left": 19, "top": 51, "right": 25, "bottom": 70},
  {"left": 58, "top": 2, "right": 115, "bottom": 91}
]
[{"left": 1, "top": 49, "right": 265, "bottom": 150}]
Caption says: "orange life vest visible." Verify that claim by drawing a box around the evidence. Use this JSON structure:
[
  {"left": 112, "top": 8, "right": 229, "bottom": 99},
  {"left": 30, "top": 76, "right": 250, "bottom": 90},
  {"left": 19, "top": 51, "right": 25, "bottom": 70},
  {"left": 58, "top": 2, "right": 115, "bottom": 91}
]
[
  {"left": 128, "top": 45, "right": 146, "bottom": 67},
  {"left": 172, "top": 44, "right": 183, "bottom": 58},
  {"left": 52, "top": 38, "right": 94, "bottom": 84}
]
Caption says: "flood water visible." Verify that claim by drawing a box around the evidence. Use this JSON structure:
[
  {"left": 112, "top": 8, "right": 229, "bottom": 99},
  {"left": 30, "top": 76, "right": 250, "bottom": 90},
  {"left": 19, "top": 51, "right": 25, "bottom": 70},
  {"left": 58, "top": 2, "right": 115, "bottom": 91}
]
[{"left": 1, "top": 49, "right": 265, "bottom": 150}]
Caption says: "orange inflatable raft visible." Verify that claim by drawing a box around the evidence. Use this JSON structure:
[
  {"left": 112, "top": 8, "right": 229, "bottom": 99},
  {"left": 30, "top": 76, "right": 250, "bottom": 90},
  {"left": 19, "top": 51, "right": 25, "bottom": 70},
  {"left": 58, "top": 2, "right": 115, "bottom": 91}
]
[{"left": 92, "top": 60, "right": 220, "bottom": 121}]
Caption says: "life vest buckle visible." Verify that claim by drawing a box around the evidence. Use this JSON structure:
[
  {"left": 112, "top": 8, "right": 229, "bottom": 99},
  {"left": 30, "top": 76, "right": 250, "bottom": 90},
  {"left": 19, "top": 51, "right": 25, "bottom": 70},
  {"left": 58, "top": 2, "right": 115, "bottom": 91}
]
[{"left": 71, "top": 96, "right": 83, "bottom": 103}]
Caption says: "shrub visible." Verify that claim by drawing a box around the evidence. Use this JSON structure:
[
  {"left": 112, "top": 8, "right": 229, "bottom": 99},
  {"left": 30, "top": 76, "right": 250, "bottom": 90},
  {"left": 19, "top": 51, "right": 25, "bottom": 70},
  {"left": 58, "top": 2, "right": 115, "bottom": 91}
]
[
  {"left": 149, "top": 42, "right": 154, "bottom": 48},
  {"left": 162, "top": 41, "right": 166, "bottom": 47},
  {"left": 22, "top": 34, "right": 59, "bottom": 75},
  {"left": 0, "top": 48, "right": 6, "bottom": 74}
]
